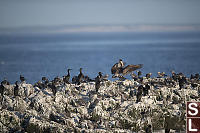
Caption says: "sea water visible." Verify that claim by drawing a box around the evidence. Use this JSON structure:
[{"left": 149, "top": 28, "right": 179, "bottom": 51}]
[{"left": 0, "top": 31, "right": 200, "bottom": 83}]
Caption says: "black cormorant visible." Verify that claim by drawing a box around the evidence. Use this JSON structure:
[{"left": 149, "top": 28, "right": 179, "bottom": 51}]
[
  {"left": 95, "top": 72, "right": 102, "bottom": 92},
  {"left": 0, "top": 82, "right": 5, "bottom": 96},
  {"left": 20, "top": 75, "right": 26, "bottom": 82},
  {"left": 136, "top": 85, "right": 143, "bottom": 103},
  {"left": 63, "top": 69, "right": 72, "bottom": 84},
  {"left": 77, "top": 68, "right": 84, "bottom": 85},
  {"left": 14, "top": 81, "right": 19, "bottom": 97}
]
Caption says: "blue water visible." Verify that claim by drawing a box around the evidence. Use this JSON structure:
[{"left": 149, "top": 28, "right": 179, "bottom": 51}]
[{"left": 0, "top": 31, "right": 200, "bottom": 83}]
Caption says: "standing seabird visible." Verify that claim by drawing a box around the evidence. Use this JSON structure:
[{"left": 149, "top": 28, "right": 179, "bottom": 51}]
[
  {"left": 111, "top": 59, "right": 143, "bottom": 78},
  {"left": 72, "top": 76, "right": 78, "bottom": 84},
  {"left": 194, "top": 73, "right": 200, "bottom": 80},
  {"left": 179, "top": 76, "right": 186, "bottom": 89},
  {"left": 63, "top": 69, "right": 72, "bottom": 84},
  {"left": 146, "top": 73, "right": 152, "bottom": 79},
  {"left": 136, "top": 70, "right": 142, "bottom": 78},
  {"left": 111, "top": 59, "right": 125, "bottom": 78},
  {"left": 157, "top": 72, "right": 167, "bottom": 78},
  {"left": 14, "top": 81, "right": 19, "bottom": 97},
  {"left": 51, "top": 83, "right": 57, "bottom": 97},
  {"left": 84, "top": 75, "right": 94, "bottom": 82},
  {"left": 145, "top": 125, "right": 152, "bottom": 133},
  {"left": 143, "top": 84, "right": 150, "bottom": 96},
  {"left": 2, "top": 78, "right": 10, "bottom": 85},
  {"left": 77, "top": 68, "right": 84, "bottom": 85},
  {"left": 95, "top": 72, "right": 102, "bottom": 93},
  {"left": 136, "top": 85, "right": 143, "bottom": 103},
  {"left": 42, "top": 77, "right": 49, "bottom": 88},
  {"left": 131, "top": 72, "right": 138, "bottom": 81},
  {"left": 20, "top": 75, "right": 26, "bottom": 82},
  {"left": 0, "top": 81, "right": 5, "bottom": 96}
]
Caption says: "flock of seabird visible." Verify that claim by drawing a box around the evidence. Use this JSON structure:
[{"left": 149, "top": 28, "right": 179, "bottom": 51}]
[
  {"left": 0, "top": 59, "right": 200, "bottom": 132},
  {"left": 1, "top": 59, "right": 144, "bottom": 97}
]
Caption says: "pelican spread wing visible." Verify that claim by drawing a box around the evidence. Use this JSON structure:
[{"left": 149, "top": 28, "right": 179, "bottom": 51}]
[
  {"left": 111, "top": 63, "right": 121, "bottom": 74},
  {"left": 122, "top": 64, "right": 143, "bottom": 76}
]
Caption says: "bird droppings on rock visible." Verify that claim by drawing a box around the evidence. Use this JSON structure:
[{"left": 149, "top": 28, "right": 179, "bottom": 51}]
[{"left": 0, "top": 75, "right": 199, "bottom": 132}]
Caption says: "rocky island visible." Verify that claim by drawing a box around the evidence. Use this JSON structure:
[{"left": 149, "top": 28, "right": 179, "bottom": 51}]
[{"left": 0, "top": 72, "right": 199, "bottom": 133}]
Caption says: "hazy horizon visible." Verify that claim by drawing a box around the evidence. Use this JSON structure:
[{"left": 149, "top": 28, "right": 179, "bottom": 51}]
[{"left": 1, "top": 0, "right": 200, "bottom": 29}]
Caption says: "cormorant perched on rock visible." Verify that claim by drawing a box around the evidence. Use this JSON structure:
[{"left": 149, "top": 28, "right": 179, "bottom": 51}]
[
  {"left": 171, "top": 70, "right": 178, "bottom": 81},
  {"left": 34, "top": 81, "right": 43, "bottom": 89},
  {"left": 95, "top": 72, "right": 102, "bottom": 93},
  {"left": 77, "top": 68, "right": 84, "bottom": 85},
  {"left": 194, "top": 73, "right": 200, "bottom": 80},
  {"left": 143, "top": 84, "right": 150, "bottom": 96},
  {"left": 53, "top": 76, "right": 62, "bottom": 85},
  {"left": 1, "top": 78, "right": 10, "bottom": 85},
  {"left": 178, "top": 76, "right": 186, "bottom": 89},
  {"left": 49, "top": 83, "right": 57, "bottom": 96},
  {"left": 136, "top": 70, "right": 142, "bottom": 78},
  {"left": 136, "top": 85, "right": 143, "bottom": 103},
  {"left": 101, "top": 74, "right": 109, "bottom": 81},
  {"left": 20, "top": 75, "right": 26, "bottom": 82},
  {"left": 157, "top": 72, "right": 167, "bottom": 78},
  {"left": 42, "top": 77, "right": 49, "bottom": 84},
  {"left": 131, "top": 73, "right": 138, "bottom": 81},
  {"left": 72, "top": 76, "right": 78, "bottom": 84},
  {"left": 146, "top": 73, "right": 152, "bottom": 79},
  {"left": 14, "top": 81, "right": 19, "bottom": 97},
  {"left": 191, "top": 83, "right": 198, "bottom": 88},
  {"left": 42, "top": 77, "right": 49, "bottom": 88},
  {"left": 129, "top": 90, "right": 134, "bottom": 97},
  {"left": 165, "top": 128, "right": 170, "bottom": 133},
  {"left": 173, "top": 90, "right": 181, "bottom": 98},
  {"left": 190, "top": 74, "right": 195, "bottom": 80},
  {"left": 145, "top": 125, "right": 152, "bottom": 133},
  {"left": 84, "top": 75, "right": 94, "bottom": 82},
  {"left": 0, "top": 81, "right": 5, "bottom": 96},
  {"left": 63, "top": 69, "right": 72, "bottom": 84}
]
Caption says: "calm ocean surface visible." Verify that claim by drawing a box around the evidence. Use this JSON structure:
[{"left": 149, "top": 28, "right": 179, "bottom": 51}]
[{"left": 0, "top": 31, "right": 200, "bottom": 83}]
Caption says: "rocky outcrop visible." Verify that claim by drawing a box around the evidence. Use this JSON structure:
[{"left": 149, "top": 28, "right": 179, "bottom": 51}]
[{"left": 0, "top": 77, "right": 199, "bottom": 132}]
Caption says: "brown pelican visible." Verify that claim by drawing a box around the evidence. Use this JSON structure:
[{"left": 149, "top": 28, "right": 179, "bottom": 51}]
[
  {"left": 77, "top": 68, "right": 84, "bottom": 85},
  {"left": 122, "top": 64, "right": 143, "bottom": 76},
  {"left": 14, "top": 81, "right": 19, "bottom": 97},
  {"left": 111, "top": 59, "right": 125, "bottom": 78},
  {"left": 111, "top": 59, "right": 143, "bottom": 78}
]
